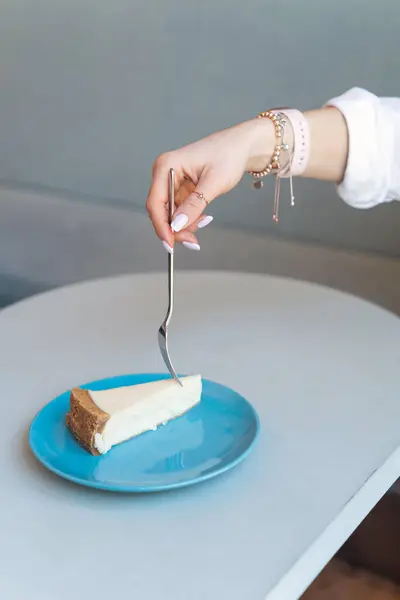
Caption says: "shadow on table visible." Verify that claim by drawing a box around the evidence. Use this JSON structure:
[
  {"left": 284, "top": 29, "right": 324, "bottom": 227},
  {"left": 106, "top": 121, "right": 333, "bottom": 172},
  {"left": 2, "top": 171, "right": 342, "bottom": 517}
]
[
  {"left": 21, "top": 424, "right": 400, "bottom": 588},
  {"left": 20, "top": 427, "right": 247, "bottom": 508}
]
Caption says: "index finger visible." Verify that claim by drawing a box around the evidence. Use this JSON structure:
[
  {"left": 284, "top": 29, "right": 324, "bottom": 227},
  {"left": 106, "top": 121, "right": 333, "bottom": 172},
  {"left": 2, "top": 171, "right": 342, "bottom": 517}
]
[{"left": 146, "top": 156, "right": 174, "bottom": 246}]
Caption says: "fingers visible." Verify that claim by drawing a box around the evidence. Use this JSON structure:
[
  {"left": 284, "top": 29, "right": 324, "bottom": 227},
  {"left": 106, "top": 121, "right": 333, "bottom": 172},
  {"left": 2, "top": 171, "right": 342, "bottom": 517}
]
[
  {"left": 175, "top": 231, "right": 201, "bottom": 252},
  {"left": 161, "top": 231, "right": 200, "bottom": 254},
  {"left": 161, "top": 215, "right": 213, "bottom": 253},
  {"left": 196, "top": 215, "right": 214, "bottom": 229},
  {"left": 146, "top": 156, "right": 208, "bottom": 247},
  {"left": 146, "top": 155, "right": 174, "bottom": 246},
  {"left": 172, "top": 214, "right": 212, "bottom": 249},
  {"left": 170, "top": 169, "right": 219, "bottom": 233},
  {"left": 147, "top": 154, "right": 216, "bottom": 254},
  {"left": 178, "top": 214, "right": 213, "bottom": 234}
]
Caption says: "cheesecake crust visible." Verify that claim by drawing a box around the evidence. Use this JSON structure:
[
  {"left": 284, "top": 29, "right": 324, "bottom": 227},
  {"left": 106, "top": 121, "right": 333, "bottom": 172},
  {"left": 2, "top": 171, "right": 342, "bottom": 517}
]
[{"left": 66, "top": 388, "right": 110, "bottom": 456}]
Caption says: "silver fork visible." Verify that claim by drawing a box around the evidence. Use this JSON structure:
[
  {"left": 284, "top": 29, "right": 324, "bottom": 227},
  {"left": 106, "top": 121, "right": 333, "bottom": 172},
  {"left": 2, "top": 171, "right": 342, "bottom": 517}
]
[{"left": 158, "top": 168, "right": 183, "bottom": 386}]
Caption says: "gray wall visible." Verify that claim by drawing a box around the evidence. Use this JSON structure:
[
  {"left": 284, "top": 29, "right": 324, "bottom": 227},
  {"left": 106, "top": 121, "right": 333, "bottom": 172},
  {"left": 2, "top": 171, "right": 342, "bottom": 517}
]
[
  {"left": 0, "top": 0, "right": 400, "bottom": 255},
  {"left": 1, "top": 186, "right": 400, "bottom": 315}
]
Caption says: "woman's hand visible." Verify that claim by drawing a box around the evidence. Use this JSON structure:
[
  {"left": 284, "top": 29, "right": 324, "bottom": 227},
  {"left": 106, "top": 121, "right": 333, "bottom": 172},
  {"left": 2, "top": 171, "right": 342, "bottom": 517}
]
[{"left": 146, "top": 118, "right": 274, "bottom": 252}]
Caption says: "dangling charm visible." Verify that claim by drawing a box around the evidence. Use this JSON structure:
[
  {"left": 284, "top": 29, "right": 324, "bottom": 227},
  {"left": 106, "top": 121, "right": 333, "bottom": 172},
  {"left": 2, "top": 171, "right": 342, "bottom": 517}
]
[
  {"left": 288, "top": 151, "right": 295, "bottom": 207},
  {"left": 272, "top": 174, "right": 281, "bottom": 223},
  {"left": 248, "top": 110, "right": 296, "bottom": 223}
]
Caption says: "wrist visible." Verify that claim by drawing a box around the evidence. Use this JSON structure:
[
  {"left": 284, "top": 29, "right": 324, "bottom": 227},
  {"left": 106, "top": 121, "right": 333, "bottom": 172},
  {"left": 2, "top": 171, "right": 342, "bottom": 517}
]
[{"left": 245, "top": 118, "right": 276, "bottom": 172}]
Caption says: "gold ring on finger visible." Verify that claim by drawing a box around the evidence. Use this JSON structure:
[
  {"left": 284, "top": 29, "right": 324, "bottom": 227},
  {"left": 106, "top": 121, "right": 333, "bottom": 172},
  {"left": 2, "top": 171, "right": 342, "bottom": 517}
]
[{"left": 193, "top": 191, "right": 209, "bottom": 205}]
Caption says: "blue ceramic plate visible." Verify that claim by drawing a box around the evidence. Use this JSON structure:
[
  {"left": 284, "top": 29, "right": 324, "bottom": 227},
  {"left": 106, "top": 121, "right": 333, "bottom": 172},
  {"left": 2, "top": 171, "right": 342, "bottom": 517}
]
[{"left": 29, "top": 373, "right": 260, "bottom": 493}]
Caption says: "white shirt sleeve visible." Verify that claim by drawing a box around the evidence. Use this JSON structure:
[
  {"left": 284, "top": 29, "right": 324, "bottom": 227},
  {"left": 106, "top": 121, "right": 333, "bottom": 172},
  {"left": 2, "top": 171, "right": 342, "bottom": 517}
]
[{"left": 326, "top": 87, "right": 400, "bottom": 208}]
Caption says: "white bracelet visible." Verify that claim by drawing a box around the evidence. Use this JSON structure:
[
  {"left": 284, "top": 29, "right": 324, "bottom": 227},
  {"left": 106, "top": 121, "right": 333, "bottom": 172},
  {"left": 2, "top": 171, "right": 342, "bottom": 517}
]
[{"left": 277, "top": 108, "right": 310, "bottom": 177}]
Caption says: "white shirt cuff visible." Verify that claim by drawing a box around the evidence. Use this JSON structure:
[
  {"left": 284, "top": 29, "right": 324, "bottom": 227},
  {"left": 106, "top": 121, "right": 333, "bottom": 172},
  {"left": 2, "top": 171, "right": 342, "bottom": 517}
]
[{"left": 326, "top": 87, "right": 394, "bottom": 209}]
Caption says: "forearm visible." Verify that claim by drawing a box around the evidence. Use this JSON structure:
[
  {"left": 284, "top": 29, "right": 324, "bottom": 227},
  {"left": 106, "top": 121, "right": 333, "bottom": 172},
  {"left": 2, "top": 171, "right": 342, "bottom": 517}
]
[
  {"left": 247, "top": 107, "right": 348, "bottom": 183},
  {"left": 302, "top": 108, "right": 348, "bottom": 182},
  {"left": 247, "top": 87, "right": 400, "bottom": 208}
]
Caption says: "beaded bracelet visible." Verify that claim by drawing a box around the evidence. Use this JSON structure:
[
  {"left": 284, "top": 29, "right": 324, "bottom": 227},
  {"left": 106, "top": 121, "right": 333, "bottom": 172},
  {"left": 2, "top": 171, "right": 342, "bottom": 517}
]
[{"left": 248, "top": 111, "right": 294, "bottom": 223}]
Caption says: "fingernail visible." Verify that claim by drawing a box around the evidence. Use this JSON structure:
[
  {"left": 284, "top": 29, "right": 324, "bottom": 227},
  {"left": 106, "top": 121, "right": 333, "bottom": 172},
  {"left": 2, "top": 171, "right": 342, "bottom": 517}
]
[
  {"left": 171, "top": 214, "right": 188, "bottom": 233},
  {"left": 182, "top": 242, "right": 200, "bottom": 251},
  {"left": 198, "top": 215, "right": 213, "bottom": 229},
  {"left": 162, "top": 241, "right": 174, "bottom": 254}
]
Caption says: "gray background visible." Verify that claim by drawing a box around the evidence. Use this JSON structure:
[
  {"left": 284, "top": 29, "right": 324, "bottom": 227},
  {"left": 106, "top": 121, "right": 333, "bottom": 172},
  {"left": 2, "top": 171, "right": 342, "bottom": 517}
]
[{"left": 0, "top": 0, "right": 399, "bottom": 259}]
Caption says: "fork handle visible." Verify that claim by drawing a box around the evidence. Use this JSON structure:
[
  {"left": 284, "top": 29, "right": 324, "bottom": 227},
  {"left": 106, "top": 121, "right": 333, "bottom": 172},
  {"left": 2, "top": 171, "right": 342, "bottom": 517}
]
[{"left": 167, "top": 169, "right": 175, "bottom": 326}]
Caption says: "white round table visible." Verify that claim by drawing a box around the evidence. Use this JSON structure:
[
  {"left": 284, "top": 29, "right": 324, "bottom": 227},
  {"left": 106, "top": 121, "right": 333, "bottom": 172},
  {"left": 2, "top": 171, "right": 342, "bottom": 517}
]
[{"left": 1, "top": 272, "right": 399, "bottom": 600}]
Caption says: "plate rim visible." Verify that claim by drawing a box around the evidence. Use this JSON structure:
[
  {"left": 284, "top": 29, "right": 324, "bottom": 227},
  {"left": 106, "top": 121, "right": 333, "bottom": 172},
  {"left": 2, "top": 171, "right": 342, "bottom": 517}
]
[{"left": 28, "top": 373, "right": 260, "bottom": 493}]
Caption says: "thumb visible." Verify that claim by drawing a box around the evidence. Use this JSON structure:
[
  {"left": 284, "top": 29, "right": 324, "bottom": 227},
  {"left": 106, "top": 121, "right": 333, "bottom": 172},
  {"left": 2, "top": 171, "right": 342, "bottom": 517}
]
[{"left": 171, "top": 170, "right": 220, "bottom": 233}]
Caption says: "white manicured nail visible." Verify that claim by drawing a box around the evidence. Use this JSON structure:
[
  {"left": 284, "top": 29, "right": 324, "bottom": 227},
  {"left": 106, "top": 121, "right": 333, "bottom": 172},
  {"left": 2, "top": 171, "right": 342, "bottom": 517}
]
[
  {"left": 198, "top": 215, "right": 213, "bottom": 229},
  {"left": 162, "top": 241, "right": 174, "bottom": 254},
  {"left": 171, "top": 214, "right": 188, "bottom": 232},
  {"left": 182, "top": 242, "right": 200, "bottom": 251}
]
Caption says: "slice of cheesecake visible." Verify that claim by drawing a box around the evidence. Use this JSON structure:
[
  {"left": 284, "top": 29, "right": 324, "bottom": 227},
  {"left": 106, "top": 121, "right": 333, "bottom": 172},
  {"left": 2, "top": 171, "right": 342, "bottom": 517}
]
[{"left": 66, "top": 375, "right": 202, "bottom": 455}]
